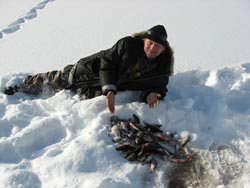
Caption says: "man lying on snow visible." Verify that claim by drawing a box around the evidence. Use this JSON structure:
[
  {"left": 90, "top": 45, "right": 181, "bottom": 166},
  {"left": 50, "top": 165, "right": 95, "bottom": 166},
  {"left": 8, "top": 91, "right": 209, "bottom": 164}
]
[{"left": 3, "top": 25, "right": 174, "bottom": 113}]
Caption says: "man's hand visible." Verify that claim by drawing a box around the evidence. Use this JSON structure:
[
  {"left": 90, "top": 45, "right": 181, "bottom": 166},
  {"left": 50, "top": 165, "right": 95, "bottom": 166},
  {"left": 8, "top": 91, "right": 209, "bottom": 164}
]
[
  {"left": 106, "top": 91, "right": 115, "bottom": 113},
  {"left": 146, "top": 92, "right": 162, "bottom": 108}
]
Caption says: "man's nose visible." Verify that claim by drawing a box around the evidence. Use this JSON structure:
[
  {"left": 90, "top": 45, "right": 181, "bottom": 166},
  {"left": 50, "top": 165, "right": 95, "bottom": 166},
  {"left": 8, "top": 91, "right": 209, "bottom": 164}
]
[{"left": 150, "top": 44, "right": 158, "bottom": 50}]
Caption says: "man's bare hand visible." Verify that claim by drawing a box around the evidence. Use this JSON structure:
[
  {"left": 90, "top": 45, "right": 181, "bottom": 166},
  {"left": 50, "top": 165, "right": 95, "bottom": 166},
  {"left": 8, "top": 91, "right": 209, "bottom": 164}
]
[
  {"left": 146, "top": 92, "right": 161, "bottom": 108},
  {"left": 106, "top": 91, "right": 115, "bottom": 113}
]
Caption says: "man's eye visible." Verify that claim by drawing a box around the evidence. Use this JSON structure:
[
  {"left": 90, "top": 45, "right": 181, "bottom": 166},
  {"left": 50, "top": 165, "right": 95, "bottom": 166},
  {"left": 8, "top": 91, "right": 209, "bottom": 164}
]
[{"left": 148, "top": 41, "right": 153, "bottom": 45}]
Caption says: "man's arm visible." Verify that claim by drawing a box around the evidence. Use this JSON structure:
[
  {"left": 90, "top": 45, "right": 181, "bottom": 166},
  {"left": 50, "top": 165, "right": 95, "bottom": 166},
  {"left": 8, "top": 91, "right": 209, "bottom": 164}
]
[
  {"left": 99, "top": 37, "right": 131, "bottom": 113},
  {"left": 99, "top": 37, "right": 131, "bottom": 95},
  {"left": 106, "top": 91, "right": 115, "bottom": 113}
]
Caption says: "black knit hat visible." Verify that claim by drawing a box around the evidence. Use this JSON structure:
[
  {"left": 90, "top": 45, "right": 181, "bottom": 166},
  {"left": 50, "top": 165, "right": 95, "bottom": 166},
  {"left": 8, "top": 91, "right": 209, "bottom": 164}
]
[{"left": 143, "top": 25, "right": 168, "bottom": 46}]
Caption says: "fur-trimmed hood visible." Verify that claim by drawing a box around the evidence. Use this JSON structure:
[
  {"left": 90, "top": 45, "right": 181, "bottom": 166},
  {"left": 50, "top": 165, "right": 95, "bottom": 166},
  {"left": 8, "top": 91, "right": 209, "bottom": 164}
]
[{"left": 131, "top": 30, "right": 175, "bottom": 76}]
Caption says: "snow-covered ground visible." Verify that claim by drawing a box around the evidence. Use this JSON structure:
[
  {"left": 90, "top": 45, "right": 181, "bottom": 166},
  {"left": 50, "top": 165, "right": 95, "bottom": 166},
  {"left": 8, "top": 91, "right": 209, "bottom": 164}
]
[{"left": 0, "top": 0, "right": 250, "bottom": 187}]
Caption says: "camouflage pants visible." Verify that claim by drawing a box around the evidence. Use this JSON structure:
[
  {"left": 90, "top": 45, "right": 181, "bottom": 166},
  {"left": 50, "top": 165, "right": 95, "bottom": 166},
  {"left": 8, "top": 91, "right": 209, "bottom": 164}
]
[
  {"left": 21, "top": 64, "right": 102, "bottom": 99},
  {"left": 21, "top": 65, "right": 73, "bottom": 95}
]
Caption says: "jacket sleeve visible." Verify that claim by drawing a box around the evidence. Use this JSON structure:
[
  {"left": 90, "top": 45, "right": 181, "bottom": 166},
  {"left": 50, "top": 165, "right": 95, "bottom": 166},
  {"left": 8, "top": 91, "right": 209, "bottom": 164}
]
[{"left": 99, "top": 37, "right": 129, "bottom": 95}]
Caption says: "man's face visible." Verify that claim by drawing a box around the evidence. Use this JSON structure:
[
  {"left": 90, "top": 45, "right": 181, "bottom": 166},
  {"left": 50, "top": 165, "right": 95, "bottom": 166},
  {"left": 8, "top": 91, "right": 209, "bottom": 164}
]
[{"left": 143, "top": 39, "right": 165, "bottom": 59}]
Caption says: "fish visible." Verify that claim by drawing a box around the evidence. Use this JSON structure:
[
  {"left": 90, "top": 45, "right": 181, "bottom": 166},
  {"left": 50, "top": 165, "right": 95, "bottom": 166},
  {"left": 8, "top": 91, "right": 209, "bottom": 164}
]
[
  {"left": 129, "top": 122, "right": 140, "bottom": 131},
  {"left": 116, "top": 142, "right": 136, "bottom": 151},
  {"left": 153, "top": 132, "right": 171, "bottom": 142},
  {"left": 111, "top": 125, "right": 121, "bottom": 138},
  {"left": 150, "top": 158, "right": 157, "bottom": 173},
  {"left": 158, "top": 142, "right": 176, "bottom": 155},
  {"left": 110, "top": 115, "right": 121, "bottom": 126},
  {"left": 137, "top": 152, "right": 152, "bottom": 163},
  {"left": 126, "top": 152, "right": 137, "bottom": 161},
  {"left": 142, "top": 134, "right": 154, "bottom": 142},
  {"left": 132, "top": 114, "right": 140, "bottom": 124},
  {"left": 143, "top": 121, "right": 163, "bottom": 133},
  {"left": 108, "top": 115, "right": 197, "bottom": 172},
  {"left": 182, "top": 135, "right": 191, "bottom": 147}
]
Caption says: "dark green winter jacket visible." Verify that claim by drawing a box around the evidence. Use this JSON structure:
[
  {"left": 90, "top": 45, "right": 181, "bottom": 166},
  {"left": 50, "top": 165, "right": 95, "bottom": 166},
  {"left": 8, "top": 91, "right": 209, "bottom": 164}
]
[{"left": 68, "top": 36, "right": 174, "bottom": 102}]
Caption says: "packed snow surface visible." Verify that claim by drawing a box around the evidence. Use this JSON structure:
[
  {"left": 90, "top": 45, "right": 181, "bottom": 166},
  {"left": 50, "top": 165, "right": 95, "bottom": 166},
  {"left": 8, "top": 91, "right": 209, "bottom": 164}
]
[{"left": 0, "top": 0, "right": 250, "bottom": 187}]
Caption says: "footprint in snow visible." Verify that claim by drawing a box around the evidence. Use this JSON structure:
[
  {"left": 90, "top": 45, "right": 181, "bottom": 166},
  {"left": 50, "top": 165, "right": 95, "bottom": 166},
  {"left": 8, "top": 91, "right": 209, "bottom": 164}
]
[
  {"left": 2, "top": 25, "right": 21, "bottom": 34},
  {"left": 24, "top": 13, "right": 38, "bottom": 20},
  {"left": 0, "top": 140, "right": 21, "bottom": 164},
  {"left": 0, "top": 0, "right": 56, "bottom": 40},
  {"left": 13, "top": 117, "right": 67, "bottom": 157},
  {"left": 8, "top": 18, "right": 25, "bottom": 27}
]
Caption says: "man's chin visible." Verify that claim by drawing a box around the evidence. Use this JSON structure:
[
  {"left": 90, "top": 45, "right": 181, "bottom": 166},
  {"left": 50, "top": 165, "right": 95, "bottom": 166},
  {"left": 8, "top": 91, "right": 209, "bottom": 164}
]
[{"left": 147, "top": 54, "right": 157, "bottom": 59}]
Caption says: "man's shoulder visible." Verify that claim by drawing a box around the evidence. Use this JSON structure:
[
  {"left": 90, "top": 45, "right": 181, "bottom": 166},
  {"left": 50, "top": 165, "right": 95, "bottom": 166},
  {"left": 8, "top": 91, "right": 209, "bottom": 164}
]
[
  {"left": 115, "top": 36, "right": 142, "bottom": 53},
  {"left": 117, "top": 36, "right": 141, "bottom": 46}
]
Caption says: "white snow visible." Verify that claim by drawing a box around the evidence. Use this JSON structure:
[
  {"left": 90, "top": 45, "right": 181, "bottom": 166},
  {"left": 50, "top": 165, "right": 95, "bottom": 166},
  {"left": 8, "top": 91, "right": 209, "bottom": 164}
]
[{"left": 0, "top": 0, "right": 250, "bottom": 187}]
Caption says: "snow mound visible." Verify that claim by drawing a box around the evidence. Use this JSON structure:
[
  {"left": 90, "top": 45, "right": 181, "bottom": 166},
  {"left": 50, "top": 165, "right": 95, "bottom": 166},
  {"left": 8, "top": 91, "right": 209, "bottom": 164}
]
[{"left": 0, "top": 63, "right": 249, "bottom": 188}]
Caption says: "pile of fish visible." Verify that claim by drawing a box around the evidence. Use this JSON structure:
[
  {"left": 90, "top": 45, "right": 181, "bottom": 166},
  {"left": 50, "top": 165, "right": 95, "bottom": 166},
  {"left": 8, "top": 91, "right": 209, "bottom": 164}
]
[{"left": 108, "top": 114, "right": 198, "bottom": 172}]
